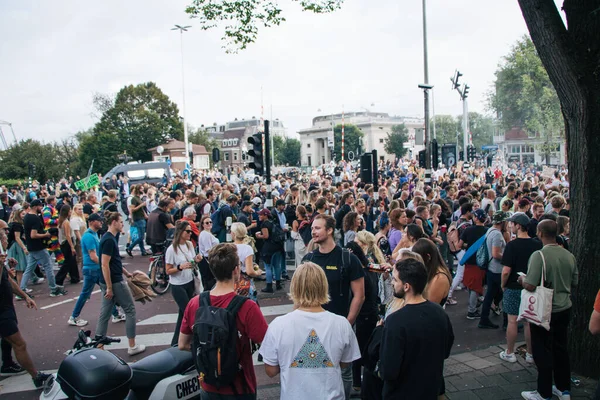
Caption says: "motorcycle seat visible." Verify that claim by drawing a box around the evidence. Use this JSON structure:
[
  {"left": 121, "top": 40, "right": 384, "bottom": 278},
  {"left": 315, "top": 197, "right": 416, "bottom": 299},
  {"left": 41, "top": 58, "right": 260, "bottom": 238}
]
[{"left": 129, "top": 346, "right": 194, "bottom": 391}]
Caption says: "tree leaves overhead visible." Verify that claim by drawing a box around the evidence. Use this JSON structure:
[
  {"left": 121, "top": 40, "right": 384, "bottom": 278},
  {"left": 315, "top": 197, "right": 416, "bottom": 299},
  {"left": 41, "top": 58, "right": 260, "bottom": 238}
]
[
  {"left": 384, "top": 124, "right": 409, "bottom": 159},
  {"left": 185, "top": 0, "right": 344, "bottom": 52},
  {"left": 272, "top": 135, "right": 301, "bottom": 166},
  {"left": 0, "top": 139, "right": 71, "bottom": 182}
]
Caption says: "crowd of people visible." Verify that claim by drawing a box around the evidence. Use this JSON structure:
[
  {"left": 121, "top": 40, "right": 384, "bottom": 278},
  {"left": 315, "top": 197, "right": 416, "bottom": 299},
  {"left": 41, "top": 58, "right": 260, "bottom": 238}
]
[{"left": 0, "top": 158, "right": 598, "bottom": 400}]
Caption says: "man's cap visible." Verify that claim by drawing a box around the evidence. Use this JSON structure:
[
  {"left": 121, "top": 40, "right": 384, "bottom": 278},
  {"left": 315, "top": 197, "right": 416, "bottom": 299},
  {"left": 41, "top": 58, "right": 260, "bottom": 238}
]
[
  {"left": 30, "top": 199, "right": 43, "bottom": 207},
  {"left": 507, "top": 212, "right": 530, "bottom": 226},
  {"left": 258, "top": 209, "right": 271, "bottom": 217},
  {"left": 251, "top": 197, "right": 262, "bottom": 205},
  {"left": 473, "top": 209, "right": 487, "bottom": 222},
  {"left": 492, "top": 211, "right": 510, "bottom": 224},
  {"left": 276, "top": 199, "right": 285, "bottom": 207},
  {"left": 88, "top": 213, "right": 103, "bottom": 222}
]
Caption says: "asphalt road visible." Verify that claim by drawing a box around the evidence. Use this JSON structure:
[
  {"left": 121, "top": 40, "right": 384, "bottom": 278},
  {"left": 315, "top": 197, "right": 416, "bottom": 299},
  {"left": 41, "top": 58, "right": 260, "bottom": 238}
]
[{"left": 0, "top": 249, "right": 515, "bottom": 400}]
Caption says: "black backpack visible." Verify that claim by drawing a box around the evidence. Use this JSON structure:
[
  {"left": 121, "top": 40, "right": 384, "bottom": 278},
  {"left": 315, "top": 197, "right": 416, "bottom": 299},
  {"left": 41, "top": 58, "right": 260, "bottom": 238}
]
[
  {"left": 269, "top": 219, "right": 285, "bottom": 245},
  {"left": 192, "top": 292, "right": 249, "bottom": 390},
  {"left": 298, "top": 219, "right": 313, "bottom": 246}
]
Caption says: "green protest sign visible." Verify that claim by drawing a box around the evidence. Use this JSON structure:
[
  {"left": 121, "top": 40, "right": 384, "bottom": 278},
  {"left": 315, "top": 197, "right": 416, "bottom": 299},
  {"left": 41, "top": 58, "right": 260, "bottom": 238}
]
[{"left": 74, "top": 173, "right": 100, "bottom": 191}]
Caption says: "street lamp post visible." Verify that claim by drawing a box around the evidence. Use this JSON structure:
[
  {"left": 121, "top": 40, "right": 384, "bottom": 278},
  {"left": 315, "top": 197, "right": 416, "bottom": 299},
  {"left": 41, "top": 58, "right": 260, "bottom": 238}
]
[
  {"left": 421, "top": 0, "right": 432, "bottom": 183},
  {"left": 172, "top": 24, "right": 191, "bottom": 167}
]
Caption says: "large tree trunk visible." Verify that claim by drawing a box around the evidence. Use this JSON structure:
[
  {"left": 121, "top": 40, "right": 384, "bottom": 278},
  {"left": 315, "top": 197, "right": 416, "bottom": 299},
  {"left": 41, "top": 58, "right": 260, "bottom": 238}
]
[{"left": 518, "top": 0, "right": 600, "bottom": 377}]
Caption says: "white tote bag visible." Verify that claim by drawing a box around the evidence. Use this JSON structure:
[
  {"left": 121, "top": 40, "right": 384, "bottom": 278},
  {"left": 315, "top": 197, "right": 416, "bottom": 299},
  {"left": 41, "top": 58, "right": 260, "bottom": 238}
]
[{"left": 517, "top": 251, "right": 554, "bottom": 331}]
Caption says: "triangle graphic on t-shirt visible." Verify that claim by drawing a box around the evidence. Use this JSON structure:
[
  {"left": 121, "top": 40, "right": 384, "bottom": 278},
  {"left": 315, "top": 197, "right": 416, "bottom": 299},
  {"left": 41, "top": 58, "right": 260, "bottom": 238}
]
[{"left": 289, "top": 329, "right": 335, "bottom": 368}]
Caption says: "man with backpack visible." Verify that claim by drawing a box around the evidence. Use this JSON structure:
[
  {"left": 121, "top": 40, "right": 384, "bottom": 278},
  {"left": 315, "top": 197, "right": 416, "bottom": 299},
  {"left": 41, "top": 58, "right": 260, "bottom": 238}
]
[
  {"left": 478, "top": 211, "right": 509, "bottom": 329},
  {"left": 302, "top": 214, "right": 365, "bottom": 400},
  {"left": 178, "top": 243, "right": 268, "bottom": 400},
  {"left": 256, "top": 209, "right": 285, "bottom": 293},
  {"left": 212, "top": 195, "right": 237, "bottom": 243}
]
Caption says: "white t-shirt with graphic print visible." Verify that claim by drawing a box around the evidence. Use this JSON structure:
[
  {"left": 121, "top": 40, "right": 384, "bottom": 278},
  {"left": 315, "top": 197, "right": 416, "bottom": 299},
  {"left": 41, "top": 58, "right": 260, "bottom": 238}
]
[{"left": 259, "top": 309, "right": 361, "bottom": 400}]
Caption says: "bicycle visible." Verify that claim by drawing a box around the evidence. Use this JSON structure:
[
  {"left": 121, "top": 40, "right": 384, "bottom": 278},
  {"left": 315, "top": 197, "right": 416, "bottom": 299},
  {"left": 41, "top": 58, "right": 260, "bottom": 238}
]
[{"left": 147, "top": 241, "right": 171, "bottom": 295}]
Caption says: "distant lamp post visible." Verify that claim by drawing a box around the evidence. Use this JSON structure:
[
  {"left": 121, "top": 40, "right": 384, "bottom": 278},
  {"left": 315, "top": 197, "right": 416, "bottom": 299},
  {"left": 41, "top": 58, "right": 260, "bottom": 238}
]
[
  {"left": 118, "top": 151, "right": 131, "bottom": 164},
  {"left": 172, "top": 24, "right": 191, "bottom": 165}
]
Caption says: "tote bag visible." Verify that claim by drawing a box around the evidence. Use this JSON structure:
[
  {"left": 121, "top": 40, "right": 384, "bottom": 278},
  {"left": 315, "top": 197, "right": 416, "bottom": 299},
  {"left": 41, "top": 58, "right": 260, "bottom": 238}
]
[{"left": 517, "top": 251, "right": 554, "bottom": 331}]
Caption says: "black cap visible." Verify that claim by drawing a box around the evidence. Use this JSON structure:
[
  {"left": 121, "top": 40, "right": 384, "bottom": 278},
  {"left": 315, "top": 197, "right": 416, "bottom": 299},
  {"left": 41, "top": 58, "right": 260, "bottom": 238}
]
[
  {"left": 88, "top": 213, "right": 103, "bottom": 222},
  {"left": 30, "top": 199, "right": 43, "bottom": 207}
]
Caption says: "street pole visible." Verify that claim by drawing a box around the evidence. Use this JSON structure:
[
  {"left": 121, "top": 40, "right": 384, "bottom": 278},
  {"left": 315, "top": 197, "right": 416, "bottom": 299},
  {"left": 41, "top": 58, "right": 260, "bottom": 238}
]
[
  {"left": 264, "top": 120, "right": 273, "bottom": 209},
  {"left": 431, "top": 88, "right": 436, "bottom": 140},
  {"left": 463, "top": 97, "right": 469, "bottom": 157},
  {"left": 422, "top": 0, "right": 432, "bottom": 184},
  {"left": 341, "top": 106, "right": 345, "bottom": 161},
  {"left": 172, "top": 25, "right": 191, "bottom": 166}
]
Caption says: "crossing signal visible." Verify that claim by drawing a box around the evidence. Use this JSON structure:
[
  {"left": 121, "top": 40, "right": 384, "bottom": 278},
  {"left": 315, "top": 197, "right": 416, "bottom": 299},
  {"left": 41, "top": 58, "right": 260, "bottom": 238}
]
[
  {"left": 459, "top": 151, "right": 464, "bottom": 161},
  {"left": 418, "top": 150, "right": 427, "bottom": 169},
  {"left": 467, "top": 145, "right": 476, "bottom": 162},
  {"left": 248, "top": 133, "right": 264, "bottom": 176},
  {"left": 431, "top": 139, "right": 439, "bottom": 169}
]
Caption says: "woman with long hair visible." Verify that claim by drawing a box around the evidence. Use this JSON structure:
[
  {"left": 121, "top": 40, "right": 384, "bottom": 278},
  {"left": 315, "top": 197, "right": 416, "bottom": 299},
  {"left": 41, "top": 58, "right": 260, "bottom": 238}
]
[
  {"left": 290, "top": 205, "right": 309, "bottom": 267},
  {"left": 391, "top": 223, "right": 426, "bottom": 261},
  {"left": 231, "top": 222, "right": 262, "bottom": 301},
  {"left": 342, "top": 211, "right": 360, "bottom": 246},
  {"left": 387, "top": 209, "right": 408, "bottom": 252},
  {"left": 375, "top": 212, "right": 391, "bottom": 259},
  {"left": 70, "top": 203, "right": 86, "bottom": 273},
  {"left": 412, "top": 238, "right": 453, "bottom": 306},
  {"left": 197, "top": 215, "right": 218, "bottom": 290},
  {"left": 55, "top": 204, "right": 80, "bottom": 285},
  {"left": 165, "top": 220, "right": 203, "bottom": 346},
  {"left": 7, "top": 207, "right": 28, "bottom": 289}
]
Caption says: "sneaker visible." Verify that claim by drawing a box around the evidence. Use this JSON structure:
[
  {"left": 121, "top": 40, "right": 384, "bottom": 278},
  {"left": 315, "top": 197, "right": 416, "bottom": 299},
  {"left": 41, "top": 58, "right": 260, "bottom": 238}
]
[
  {"left": 32, "top": 372, "right": 51, "bottom": 389},
  {"left": 126, "top": 248, "right": 133, "bottom": 258},
  {"left": 67, "top": 316, "right": 89, "bottom": 327},
  {"left": 15, "top": 295, "right": 24, "bottom": 301},
  {"left": 281, "top": 274, "right": 291, "bottom": 281},
  {"left": 50, "top": 287, "right": 67, "bottom": 297},
  {"left": 112, "top": 314, "right": 126, "bottom": 323},
  {"left": 499, "top": 350, "right": 517, "bottom": 363},
  {"left": 32, "top": 277, "right": 45, "bottom": 285},
  {"left": 128, "top": 344, "right": 146, "bottom": 356},
  {"left": 525, "top": 352, "right": 534, "bottom": 364},
  {"left": 446, "top": 297, "right": 458, "bottom": 305},
  {"left": 478, "top": 295, "right": 485, "bottom": 302},
  {"left": 521, "top": 390, "right": 551, "bottom": 400},
  {"left": 467, "top": 311, "right": 481, "bottom": 320},
  {"left": 552, "top": 385, "right": 571, "bottom": 400},
  {"left": 0, "top": 363, "right": 27, "bottom": 377},
  {"left": 492, "top": 306, "right": 502, "bottom": 316},
  {"left": 24, "top": 288, "right": 33, "bottom": 294},
  {"left": 478, "top": 321, "right": 499, "bottom": 329}
]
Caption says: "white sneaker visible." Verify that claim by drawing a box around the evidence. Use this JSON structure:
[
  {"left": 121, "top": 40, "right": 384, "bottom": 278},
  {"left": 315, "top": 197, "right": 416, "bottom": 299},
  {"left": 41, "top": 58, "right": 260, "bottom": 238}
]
[
  {"left": 552, "top": 385, "right": 571, "bottom": 400},
  {"left": 128, "top": 344, "right": 146, "bottom": 356},
  {"left": 525, "top": 352, "right": 534, "bottom": 364},
  {"left": 112, "top": 314, "right": 126, "bottom": 323},
  {"left": 521, "top": 390, "right": 550, "bottom": 400},
  {"left": 499, "top": 350, "right": 517, "bottom": 363},
  {"left": 32, "top": 277, "right": 45, "bottom": 285},
  {"left": 67, "top": 316, "right": 88, "bottom": 327},
  {"left": 24, "top": 288, "right": 33, "bottom": 294}
]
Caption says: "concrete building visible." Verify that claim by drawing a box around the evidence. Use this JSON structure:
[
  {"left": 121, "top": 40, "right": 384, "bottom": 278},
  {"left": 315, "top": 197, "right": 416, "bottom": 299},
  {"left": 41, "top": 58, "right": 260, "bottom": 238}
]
[
  {"left": 493, "top": 127, "right": 566, "bottom": 166},
  {"left": 148, "top": 139, "right": 210, "bottom": 171},
  {"left": 298, "top": 111, "right": 424, "bottom": 166}
]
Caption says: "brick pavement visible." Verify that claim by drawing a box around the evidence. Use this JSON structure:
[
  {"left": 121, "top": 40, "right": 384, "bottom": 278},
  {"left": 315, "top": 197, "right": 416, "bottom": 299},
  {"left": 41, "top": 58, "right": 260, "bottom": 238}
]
[{"left": 256, "top": 344, "right": 599, "bottom": 399}]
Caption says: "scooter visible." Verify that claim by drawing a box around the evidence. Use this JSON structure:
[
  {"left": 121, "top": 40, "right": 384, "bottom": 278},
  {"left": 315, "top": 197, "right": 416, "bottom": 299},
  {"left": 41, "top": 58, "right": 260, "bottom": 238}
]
[{"left": 41, "top": 330, "right": 201, "bottom": 400}]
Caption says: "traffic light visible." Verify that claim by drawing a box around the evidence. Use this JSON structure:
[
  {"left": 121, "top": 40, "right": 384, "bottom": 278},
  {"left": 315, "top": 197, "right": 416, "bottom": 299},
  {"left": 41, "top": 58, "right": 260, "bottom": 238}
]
[
  {"left": 418, "top": 150, "right": 426, "bottom": 169},
  {"left": 462, "top": 84, "right": 470, "bottom": 99},
  {"left": 248, "top": 133, "right": 264, "bottom": 176},
  {"left": 459, "top": 151, "right": 464, "bottom": 161},
  {"left": 467, "top": 145, "right": 476, "bottom": 162},
  {"left": 212, "top": 147, "right": 220, "bottom": 163},
  {"left": 431, "top": 139, "right": 439, "bottom": 170}
]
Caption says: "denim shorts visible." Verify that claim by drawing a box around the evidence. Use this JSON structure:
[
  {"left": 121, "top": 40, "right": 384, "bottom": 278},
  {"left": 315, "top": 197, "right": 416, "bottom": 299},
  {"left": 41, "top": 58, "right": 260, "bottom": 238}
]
[{"left": 503, "top": 288, "right": 522, "bottom": 316}]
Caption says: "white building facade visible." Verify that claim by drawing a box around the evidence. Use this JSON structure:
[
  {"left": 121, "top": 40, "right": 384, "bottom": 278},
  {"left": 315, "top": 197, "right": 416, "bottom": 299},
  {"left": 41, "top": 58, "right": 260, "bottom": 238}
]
[
  {"left": 493, "top": 127, "right": 566, "bottom": 166},
  {"left": 298, "top": 112, "right": 424, "bottom": 166}
]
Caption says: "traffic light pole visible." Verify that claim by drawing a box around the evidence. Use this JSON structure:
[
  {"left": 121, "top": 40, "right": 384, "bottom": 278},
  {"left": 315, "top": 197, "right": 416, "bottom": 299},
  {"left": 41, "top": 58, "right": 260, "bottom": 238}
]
[
  {"left": 264, "top": 120, "right": 273, "bottom": 208},
  {"left": 463, "top": 97, "right": 469, "bottom": 158}
]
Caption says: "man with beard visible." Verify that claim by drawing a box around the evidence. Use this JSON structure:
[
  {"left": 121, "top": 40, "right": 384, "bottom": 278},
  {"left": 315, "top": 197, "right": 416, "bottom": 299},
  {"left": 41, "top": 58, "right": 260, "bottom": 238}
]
[{"left": 379, "top": 258, "right": 454, "bottom": 400}]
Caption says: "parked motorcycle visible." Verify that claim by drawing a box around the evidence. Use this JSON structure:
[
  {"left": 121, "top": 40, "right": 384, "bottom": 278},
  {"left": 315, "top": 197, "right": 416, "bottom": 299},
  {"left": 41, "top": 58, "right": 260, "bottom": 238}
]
[{"left": 41, "top": 330, "right": 201, "bottom": 400}]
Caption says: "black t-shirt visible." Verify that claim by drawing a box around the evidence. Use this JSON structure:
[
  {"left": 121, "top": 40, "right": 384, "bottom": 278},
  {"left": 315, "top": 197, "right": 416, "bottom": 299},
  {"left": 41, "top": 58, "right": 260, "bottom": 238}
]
[
  {"left": 302, "top": 246, "right": 364, "bottom": 317},
  {"left": 0, "top": 267, "right": 14, "bottom": 312},
  {"left": 99, "top": 232, "right": 123, "bottom": 284},
  {"left": 102, "top": 201, "right": 118, "bottom": 213},
  {"left": 502, "top": 238, "right": 543, "bottom": 289},
  {"left": 82, "top": 203, "right": 94, "bottom": 216},
  {"left": 335, "top": 204, "right": 351, "bottom": 230},
  {"left": 460, "top": 225, "right": 488, "bottom": 265},
  {"left": 146, "top": 209, "right": 172, "bottom": 245},
  {"left": 24, "top": 213, "right": 46, "bottom": 252},
  {"left": 379, "top": 301, "right": 454, "bottom": 400},
  {"left": 7, "top": 222, "right": 24, "bottom": 250},
  {"left": 237, "top": 211, "right": 251, "bottom": 227},
  {"left": 358, "top": 268, "right": 380, "bottom": 319}
]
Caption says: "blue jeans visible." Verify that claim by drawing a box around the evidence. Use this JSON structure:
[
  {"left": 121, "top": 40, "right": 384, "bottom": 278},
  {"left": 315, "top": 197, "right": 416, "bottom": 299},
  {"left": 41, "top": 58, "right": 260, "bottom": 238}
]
[
  {"left": 480, "top": 270, "right": 502, "bottom": 324},
  {"left": 21, "top": 249, "right": 57, "bottom": 291},
  {"left": 264, "top": 251, "right": 282, "bottom": 284},
  {"left": 128, "top": 219, "right": 147, "bottom": 254},
  {"left": 72, "top": 269, "right": 119, "bottom": 319},
  {"left": 278, "top": 249, "right": 287, "bottom": 277}
]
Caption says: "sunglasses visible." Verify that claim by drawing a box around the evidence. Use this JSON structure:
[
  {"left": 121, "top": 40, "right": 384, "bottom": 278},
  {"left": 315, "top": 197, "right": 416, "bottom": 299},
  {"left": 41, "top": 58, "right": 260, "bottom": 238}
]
[
  {"left": 204, "top": 221, "right": 213, "bottom": 225},
  {"left": 185, "top": 230, "right": 193, "bottom": 234}
]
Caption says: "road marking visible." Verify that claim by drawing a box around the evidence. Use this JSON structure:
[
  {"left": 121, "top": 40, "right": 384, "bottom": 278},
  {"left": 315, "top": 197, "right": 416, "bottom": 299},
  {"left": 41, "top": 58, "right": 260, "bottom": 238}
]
[
  {"left": 40, "top": 290, "right": 101, "bottom": 310},
  {"left": 138, "top": 303, "right": 294, "bottom": 326},
  {"left": 0, "top": 369, "right": 58, "bottom": 394}
]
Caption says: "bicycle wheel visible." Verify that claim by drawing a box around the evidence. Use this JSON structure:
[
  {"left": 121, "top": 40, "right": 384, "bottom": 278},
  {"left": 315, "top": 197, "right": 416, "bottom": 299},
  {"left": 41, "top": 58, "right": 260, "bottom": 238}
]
[{"left": 150, "top": 259, "right": 170, "bottom": 295}]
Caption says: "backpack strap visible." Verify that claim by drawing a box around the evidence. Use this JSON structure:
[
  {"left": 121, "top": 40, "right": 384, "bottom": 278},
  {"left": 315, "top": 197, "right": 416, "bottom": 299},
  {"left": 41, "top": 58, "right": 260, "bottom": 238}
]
[
  {"left": 226, "top": 295, "right": 249, "bottom": 316},
  {"left": 200, "top": 291, "right": 211, "bottom": 307}
]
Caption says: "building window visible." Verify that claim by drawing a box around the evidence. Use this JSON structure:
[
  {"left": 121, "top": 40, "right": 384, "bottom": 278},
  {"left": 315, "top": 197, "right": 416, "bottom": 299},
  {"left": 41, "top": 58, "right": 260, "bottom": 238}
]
[
  {"left": 322, "top": 141, "right": 325, "bottom": 148},
  {"left": 307, "top": 143, "right": 311, "bottom": 148},
  {"left": 308, "top": 156, "right": 312, "bottom": 166},
  {"left": 379, "top": 138, "right": 384, "bottom": 143},
  {"left": 234, "top": 152, "right": 238, "bottom": 161},
  {"left": 224, "top": 152, "right": 229, "bottom": 161}
]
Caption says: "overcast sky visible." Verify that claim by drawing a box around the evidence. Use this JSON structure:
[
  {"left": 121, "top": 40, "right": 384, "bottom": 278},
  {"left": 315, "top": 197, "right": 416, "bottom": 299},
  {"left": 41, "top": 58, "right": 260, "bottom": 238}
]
[{"left": 0, "top": 0, "right": 562, "bottom": 144}]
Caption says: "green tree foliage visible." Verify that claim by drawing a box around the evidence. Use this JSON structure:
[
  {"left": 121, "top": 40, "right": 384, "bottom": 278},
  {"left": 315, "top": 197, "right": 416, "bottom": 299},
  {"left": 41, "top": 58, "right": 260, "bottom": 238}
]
[
  {"left": 272, "top": 135, "right": 300, "bottom": 166},
  {"left": 488, "top": 35, "right": 562, "bottom": 160},
  {"left": 433, "top": 113, "right": 495, "bottom": 151},
  {"left": 189, "top": 126, "right": 221, "bottom": 166},
  {"left": 272, "top": 135, "right": 285, "bottom": 165},
  {"left": 384, "top": 124, "right": 409, "bottom": 159},
  {"left": 0, "top": 139, "right": 70, "bottom": 182},
  {"left": 333, "top": 124, "right": 363, "bottom": 161},
  {"left": 185, "top": 0, "right": 343, "bottom": 52},
  {"left": 80, "top": 82, "right": 184, "bottom": 175},
  {"left": 432, "top": 114, "right": 460, "bottom": 147}
]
